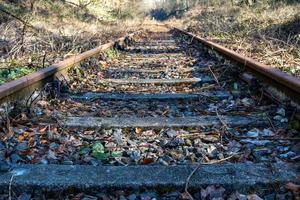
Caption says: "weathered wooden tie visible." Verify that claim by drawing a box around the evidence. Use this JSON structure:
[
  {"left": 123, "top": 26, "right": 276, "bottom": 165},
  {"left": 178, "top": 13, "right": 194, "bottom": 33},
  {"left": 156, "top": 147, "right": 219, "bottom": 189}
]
[
  {"left": 99, "top": 77, "right": 213, "bottom": 85},
  {"left": 63, "top": 115, "right": 268, "bottom": 128},
  {"left": 0, "top": 163, "right": 298, "bottom": 192}
]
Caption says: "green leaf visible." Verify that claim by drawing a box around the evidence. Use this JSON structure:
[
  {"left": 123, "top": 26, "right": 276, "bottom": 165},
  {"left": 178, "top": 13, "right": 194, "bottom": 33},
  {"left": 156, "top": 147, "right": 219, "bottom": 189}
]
[
  {"left": 91, "top": 142, "right": 108, "bottom": 160},
  {"left": 92, "top": 142, "right": 105, "bottom": 153},
  {"left": 79, "top": 146, "right": 90, "bottom": 154},
  {"left": 111, "top": 151, "right": 123, "bottom": 158},
  {"left": 92, "top": 152, "right": 109, "bottom": 160}
]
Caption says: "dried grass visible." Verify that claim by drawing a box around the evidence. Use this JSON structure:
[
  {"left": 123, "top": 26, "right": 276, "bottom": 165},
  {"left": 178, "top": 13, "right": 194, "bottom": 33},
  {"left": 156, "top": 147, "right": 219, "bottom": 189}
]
[{"left": 176, "top": 2, "right": 300, "bottom": 76}]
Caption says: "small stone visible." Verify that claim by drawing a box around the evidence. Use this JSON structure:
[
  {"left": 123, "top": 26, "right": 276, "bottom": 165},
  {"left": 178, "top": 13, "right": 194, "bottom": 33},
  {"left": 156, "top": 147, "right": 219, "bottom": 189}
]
[
  {"left": 161, "top": 155, "right": 173, "bottom": 163},
  {"left": 18, "top": 193, "right": 31, "bottom": 200},
  {"left": 280, "top": 118, "right": 288, "bottom": 123},
  {"left": 264, "top": 193, "right": 275, "bottom": 200},
  {"left": 166, "top": 138, "right": 185, "bottom": 147},
  {"left": 16, "top": 141, "right": 29, "bottom": 151},
  {"left": 158, "top": 158, "right": 169, "bottom": 166},
  {"left": 140, "top": 192, "right": 157, "bottom": 200},
  {"left": 261, "top": 129, "right": 274, "bottom": 137},
  {"left": 38, "top": 159, "right": 48, "bottom": 165},
  {"left": 13, "top": 127, "right": 24, "bottom": 135},
  {"left": 49, "top": 142, "right": 59, "bottom": 149},
  {"left": 273, "top": 115, "right": 283, "bottom": 121},
  {"left": 0, "top": 161, "right": 10, "bottom": 172},
  {"left": 207, "top": 145, "right": 218, "bottom": 158},
  {"left": 113, "top": 129, "right": 124, "bottom": 145},
  {"left": 127, "top": 194, "right": 137, "bottom": 200},
  {"left": 246, "top": 129, "right": 259, "bottom": 137},
  {"left": 62, "top": 160, "right": 73, "bottom": 165},
  {"left": 217, "top": 153, "right": 224, "bottom": 159},
  {"left": 276, "top": 108, "right": 286, "bottom": 116},
  {"left": 166, "top": 129, "right": 177, "bottom": 138},
  {"left": 130, "top": 151, "right": 141, "bottom": 162},
  {"left": 279, "top": 151, "right": 296, "bottom": 159},
  {"left": 119, "top": 195, "right": 127, "bottom": 200},
  {"left": 10, "top": 154, "right": 23, "bottom": 163},
  {"left": 0, "top": 141, "right": 6, "bottom": 150},
  {"left": 276, "top": 146, "right": 290, "bottom": 153},
  {"left": 241, "top": 98, "right": 254, "bottom": 106},
  {"left": 227, "top": 140, "right": 242, "bottom": 154},
  {"left": 240, "top": 139, "right": 271, "bottom": 146},
  {"left": 0, "top": 151, "right": 5, "bottom": 161}
]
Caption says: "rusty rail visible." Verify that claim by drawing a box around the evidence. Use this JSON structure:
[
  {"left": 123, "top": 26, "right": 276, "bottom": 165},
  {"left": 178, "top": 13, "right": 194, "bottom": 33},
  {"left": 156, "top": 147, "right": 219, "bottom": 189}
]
[
  {"left": 0, "top": 33, "right": 136, "bottom": 101},
  {"left": 173, "top": 27, "right": 300, "bottom": 100}
]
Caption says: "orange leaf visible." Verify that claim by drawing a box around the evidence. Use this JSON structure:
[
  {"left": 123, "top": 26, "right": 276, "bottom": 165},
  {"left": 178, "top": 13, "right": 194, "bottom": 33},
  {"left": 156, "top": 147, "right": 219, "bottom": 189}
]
[{"left": 18, "top": 135, "right": 25, "bottom": 142}]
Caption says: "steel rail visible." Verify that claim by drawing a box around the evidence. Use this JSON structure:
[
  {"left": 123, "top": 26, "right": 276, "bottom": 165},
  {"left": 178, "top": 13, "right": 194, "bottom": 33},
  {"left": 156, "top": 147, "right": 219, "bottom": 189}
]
[
  {"left": 173, "top": 27, "right": 300, "bottom": 97},
  {"left": 0, "top": 33, "right": 136, "bottom": 101}
]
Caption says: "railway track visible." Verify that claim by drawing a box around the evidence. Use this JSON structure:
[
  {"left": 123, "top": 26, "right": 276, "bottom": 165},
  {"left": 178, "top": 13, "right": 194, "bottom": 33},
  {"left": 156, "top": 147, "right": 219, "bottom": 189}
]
[{"left": 0, "top": 26, "right": 299, "bottom": 199}]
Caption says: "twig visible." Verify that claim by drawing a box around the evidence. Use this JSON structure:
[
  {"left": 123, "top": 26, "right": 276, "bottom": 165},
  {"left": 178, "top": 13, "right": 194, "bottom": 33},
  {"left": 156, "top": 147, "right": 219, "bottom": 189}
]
[
  {"left": 184, "top": 154, "right": 236, "bottom": 200},
  {"left": 267, "top": 116, "right": 276, "bottom": 132},
  {"left": 208, "top": 66, "right": 220, "bottom": 86},
  {"left": 0, "top": 7, "right": 37, "bottom": 31},
  {"left": 8, "top": 174, "right": 15, "bottom": 200},
  {"left": 235, "top": 136, "right": 300, "bottom": 141}
]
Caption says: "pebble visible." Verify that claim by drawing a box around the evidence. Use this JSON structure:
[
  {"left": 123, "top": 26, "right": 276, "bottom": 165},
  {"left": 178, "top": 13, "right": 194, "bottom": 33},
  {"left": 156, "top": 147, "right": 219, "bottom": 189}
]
[
  {"left": 0, "top": 151, "right": 5, "bottom": 161},
  {"left": 161, "top": 155, "right": 173, "bottom": 163},
  {"left": 276, "top": 146, "right": 289, "bottom": 153},
  {"left": 166, "top": 129, "right": 177, "bottom": 138},
  {"left": 17, "top": 193, "right": 31, "bottom": 200},
  {"left": 10, "top": 154, "right": 23, "bottom": 163},
  {"left": 240, "top": 139, "right": 271, "bottom": 146},
  {"left": 0, "top": 141, "right": 5, "bottom": 150},
  {"left": 276, "top": 108, "right": 286, "bottom": 116},
  {"left": 49, "top": 142, "right": 59, "bottom": 149},
  {"left": 279, "top": 151, "right": 296, "bottom": 159},
  {"left": 16, "top": 141, "right": 29, "bottom": 151},
  {"left": 38, "top": 159, "right": 49, "bottom": 165},
  {"left": 13, "top": 127, "right": 24, "bottom": 135},
  {"left": 62, "top": 160, "right": 74, "bottom": 165},
  {"left": 0, "top": 161, "right": 10, "bottom": 172},
  {"left": 241, "top": 98, "right": 254, "bottom": 106},
  {"left": 261, "top": 129, "right": 274, "bottom": 136},
  {"left": 130, "top": 150, "right": 141, "bottom": 162},
  {"left": 246, "top": 129, "right": 259, "bottom": 137},
  {"left": 119, "top": 195, "right": 127, "bottom": 200},
  {"left": 127, "top": 194, "right": 137, "bottom": 200},
  {"left": 140, "top": 192, "right": 157, "bottom": 200},
  {"left": 207, "top": 145, "right": 218, "bottom": 158},
  {"left": 158, "top": 158, "right": 169, "bottom": 166},
  {"left": 113, "top": 129, "right": 124, "bottom": 145},
  {"left": 166, "top": 138, "right": 184, "bottom": 147},
  {"left": 227, "top": 140, "right": 242, "bottom": 154}
]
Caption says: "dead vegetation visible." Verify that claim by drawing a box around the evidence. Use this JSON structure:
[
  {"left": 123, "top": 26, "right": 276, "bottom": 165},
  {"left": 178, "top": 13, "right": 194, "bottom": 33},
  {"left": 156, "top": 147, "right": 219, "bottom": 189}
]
[
  {"left": 174, "top": 1, "right": 300, "bottom": 76},
  {"left": 0, "top": 0, "right": 145, "bottom": 84}
]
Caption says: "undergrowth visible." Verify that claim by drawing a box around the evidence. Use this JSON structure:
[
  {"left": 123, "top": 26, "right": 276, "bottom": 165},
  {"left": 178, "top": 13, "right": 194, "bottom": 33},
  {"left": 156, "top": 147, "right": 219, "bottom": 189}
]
[
  {"left": 0, "top": 0, "right": 145, "bottom": 84},
  {"left": 178, "top": 1, "right": 300, "bottom": 76}
]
